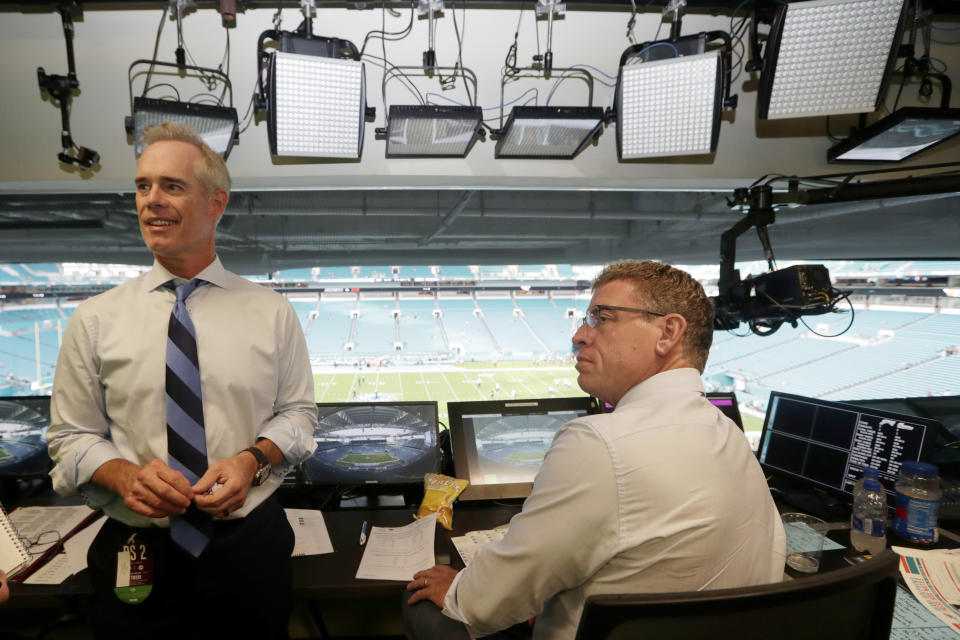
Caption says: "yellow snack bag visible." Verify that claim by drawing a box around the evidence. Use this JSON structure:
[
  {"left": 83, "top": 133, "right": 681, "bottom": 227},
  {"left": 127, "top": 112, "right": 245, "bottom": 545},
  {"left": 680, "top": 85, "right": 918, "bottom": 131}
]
[{"left": 416, "top": 473, "right": 469, "bottom": 530}]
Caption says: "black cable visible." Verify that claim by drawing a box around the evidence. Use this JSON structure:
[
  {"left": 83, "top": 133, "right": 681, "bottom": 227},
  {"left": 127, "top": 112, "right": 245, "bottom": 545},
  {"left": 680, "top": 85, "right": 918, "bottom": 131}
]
[
  {"left": 450, "top": 0, "right": 474, "bottom": 107},
  {"left": 891, "top": 65, "right": 910, "bottom": 111},
  {"left": 503, "top": 1, "right": 525, "bottom": 78},
  {"left": 143, "top": 83, "right": 182, "bottom": 102},
  {"left": 359, "top": 1, "right": 414, "bottom": 57},
  {"left": 381, "top": 0, "right": 389, "bottom": 114},
  {"left": 798, "top": 293, "right": 855, "bottom": 338},
  {"left": 364, "top": 54, "right": 426, "bottom": 105},
  {"left": 825, "top": 115, "right": 843, "bottom": 143},
  {"left": 141, "top": 5, "right": 169, "bottom": 98}
]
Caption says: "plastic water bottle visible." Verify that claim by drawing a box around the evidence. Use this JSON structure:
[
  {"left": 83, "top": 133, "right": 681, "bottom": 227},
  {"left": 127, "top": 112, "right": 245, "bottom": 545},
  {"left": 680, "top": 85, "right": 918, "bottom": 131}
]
[
  {"left": 893, "top": 461, "right": 941, "bottom": 545},
  {"left": 851, "top": 467, "right": 887, "bottom": 555}
]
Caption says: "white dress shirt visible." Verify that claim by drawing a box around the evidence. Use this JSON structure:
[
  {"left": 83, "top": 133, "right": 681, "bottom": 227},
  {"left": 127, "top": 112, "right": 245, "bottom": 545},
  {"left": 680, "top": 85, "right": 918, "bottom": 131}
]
[
  {"left": 48, "top": 257, "right": 318, "bottom": 527},
  {"left": 443, "top": 368, "right": 786, "bottom": 640}
]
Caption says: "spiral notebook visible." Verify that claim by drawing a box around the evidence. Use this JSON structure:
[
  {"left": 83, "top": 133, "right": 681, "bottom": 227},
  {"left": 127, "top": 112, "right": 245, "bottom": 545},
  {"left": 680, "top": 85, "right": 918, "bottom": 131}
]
[{"left": 0, "top": 504, "right": 30, "bottom": 577}]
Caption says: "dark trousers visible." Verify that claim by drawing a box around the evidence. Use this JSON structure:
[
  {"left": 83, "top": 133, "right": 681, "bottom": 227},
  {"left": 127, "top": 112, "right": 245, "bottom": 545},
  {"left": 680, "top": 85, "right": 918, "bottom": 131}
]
[
  {"left": 401, "top": 593, "right": 533, "bottom": 640},
  {"left": 87, "top": 496, "right": 294, "bottom": 640}
]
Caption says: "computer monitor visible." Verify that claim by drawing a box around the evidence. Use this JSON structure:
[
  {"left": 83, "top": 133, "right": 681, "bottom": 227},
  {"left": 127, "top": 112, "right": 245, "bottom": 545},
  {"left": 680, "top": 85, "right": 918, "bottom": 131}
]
[
  {"left": 844, "top": 395, "right": 959, "bottom": 440},
  {"left": 757, "top": 391, "right": 938, "bottom": 502},
  {"left": 706, "top": 392, "right": 744, "bottom": 431},
  {"left": 301, "top": 402, "right": 440, "bottom": 486},
  {"left": 448, "top": 396, "right": 601, "bottom": 501},
  {"left": 0, "top": 395, "right": 52, "bottom": 477}
]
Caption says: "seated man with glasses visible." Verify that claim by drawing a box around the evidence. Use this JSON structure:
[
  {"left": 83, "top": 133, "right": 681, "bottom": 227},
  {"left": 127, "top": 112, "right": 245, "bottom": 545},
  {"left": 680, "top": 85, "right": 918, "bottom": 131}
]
[{"left": 404, "top": 259, "right": 785, "bottom": 640}]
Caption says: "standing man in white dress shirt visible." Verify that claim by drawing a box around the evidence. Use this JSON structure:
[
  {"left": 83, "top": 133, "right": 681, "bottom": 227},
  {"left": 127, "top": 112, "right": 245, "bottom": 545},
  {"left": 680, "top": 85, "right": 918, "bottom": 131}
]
[
  {"left": 47, "top": 123, "right": 318, "bottom": 639},
  {"left": 404, "top": 260, "right": 785, "bottom": 640}
]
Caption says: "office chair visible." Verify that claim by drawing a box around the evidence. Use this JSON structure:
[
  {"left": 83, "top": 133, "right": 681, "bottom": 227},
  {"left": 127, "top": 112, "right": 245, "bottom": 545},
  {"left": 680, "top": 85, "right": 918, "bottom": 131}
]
[{"left": 574, "top": 549, "right": 899, "bottom": 640}]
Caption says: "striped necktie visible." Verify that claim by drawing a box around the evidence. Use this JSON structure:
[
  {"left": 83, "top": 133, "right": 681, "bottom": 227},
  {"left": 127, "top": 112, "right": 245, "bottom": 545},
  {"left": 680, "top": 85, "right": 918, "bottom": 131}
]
[{"left": 165, "top": 279, "right": 212, "bottom": 557}]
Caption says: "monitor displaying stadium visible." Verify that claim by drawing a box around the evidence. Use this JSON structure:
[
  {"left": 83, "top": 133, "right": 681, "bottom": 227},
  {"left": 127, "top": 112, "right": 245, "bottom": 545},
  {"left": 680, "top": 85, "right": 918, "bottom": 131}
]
[
  {"left": 448, "top": 396, "right": 600, "bottom": 501},
  {"left": 706, "top": 391, "right": 744, "bottom": 431},
  {"left": 0, "top": 395, "right": 51, "bottom": 477},
  {"left": 302, "top": 402, "right": 440, "bottom": 486},
  {"left": 758, "top": 391, "right": 938, "bottom": 502}
]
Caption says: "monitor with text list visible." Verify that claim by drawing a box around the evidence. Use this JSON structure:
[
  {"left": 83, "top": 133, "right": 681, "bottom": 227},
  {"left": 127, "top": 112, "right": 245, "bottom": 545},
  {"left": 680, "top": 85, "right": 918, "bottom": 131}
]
[{"left": 758, "top": 391, "right": 938, "bottom": 502}]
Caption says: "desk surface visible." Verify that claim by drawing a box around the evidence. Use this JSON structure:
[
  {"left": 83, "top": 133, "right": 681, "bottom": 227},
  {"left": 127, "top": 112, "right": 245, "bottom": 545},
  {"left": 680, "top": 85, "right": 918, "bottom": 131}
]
[
  {"left": 293, "top": 505, "right": 519, "bottom": 597},
  {"left": 10, "top": 502, "right": 521, "bottom": 600}
]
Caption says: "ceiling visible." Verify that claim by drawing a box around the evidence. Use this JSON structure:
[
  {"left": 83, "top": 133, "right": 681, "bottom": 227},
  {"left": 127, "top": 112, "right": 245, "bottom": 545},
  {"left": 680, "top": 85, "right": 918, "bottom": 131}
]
[{"left": 1, "top": 185, "right": 958, "bottom": 274}]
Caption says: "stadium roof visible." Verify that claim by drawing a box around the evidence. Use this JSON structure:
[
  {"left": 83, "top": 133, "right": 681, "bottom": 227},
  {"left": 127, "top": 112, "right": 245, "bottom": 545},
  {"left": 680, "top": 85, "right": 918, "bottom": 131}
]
[{"left": 2, "top": 188, "right": 958, "bottom": 275}]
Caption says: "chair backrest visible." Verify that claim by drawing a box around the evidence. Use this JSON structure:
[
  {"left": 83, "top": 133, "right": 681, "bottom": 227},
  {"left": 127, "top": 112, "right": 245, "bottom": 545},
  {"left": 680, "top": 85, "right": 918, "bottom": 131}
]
[{"left": 574, "top": 550, "right": 899, "bottom": 640}]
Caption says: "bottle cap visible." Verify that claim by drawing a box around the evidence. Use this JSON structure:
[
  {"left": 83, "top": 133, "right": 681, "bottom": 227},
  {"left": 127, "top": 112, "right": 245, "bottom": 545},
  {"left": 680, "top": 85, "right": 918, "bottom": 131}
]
[
  {"left": 863, "top": 478, "right": 884, "bottom": 492},
  {"left": 900, "top": 461, "right": 939, "bottom": 478}
]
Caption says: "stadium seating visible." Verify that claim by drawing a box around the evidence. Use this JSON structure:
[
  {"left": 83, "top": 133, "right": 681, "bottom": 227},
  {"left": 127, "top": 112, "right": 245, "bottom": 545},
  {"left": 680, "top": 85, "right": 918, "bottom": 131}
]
[
  {"left": 397, "top": 299, "right": 447, "bottom": 353},
  {"left": 3, "top": 263, "right": 960, "bottom": 409}
]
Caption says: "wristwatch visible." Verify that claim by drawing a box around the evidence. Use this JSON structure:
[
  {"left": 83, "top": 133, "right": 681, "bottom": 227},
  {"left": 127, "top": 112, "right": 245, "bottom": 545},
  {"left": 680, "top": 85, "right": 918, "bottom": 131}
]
[{"left": 242, "top": 446, "right": 271, "bottom": 487}]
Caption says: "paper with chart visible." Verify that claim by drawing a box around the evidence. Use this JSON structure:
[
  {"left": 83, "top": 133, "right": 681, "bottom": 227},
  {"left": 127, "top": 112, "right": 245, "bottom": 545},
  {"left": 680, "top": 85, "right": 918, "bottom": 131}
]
[
  {"left": 895, "top": 546, "right": 960, "bottom": 636},
  {"left": 892, "top": 585, "right": 960, "bottom": 640},
  {"left": 451, "top": 524, "right": 510, "bottom": 566},
  {"left": 355, "top": 513, "right": 436, "bottom": 581}
]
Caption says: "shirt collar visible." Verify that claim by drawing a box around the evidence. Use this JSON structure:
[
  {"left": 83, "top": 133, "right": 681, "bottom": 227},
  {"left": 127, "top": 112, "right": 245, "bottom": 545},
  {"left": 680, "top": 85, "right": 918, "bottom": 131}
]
[
  {"left": 145, "top": 255, "right": 231, "bottom": 291},
  {"left": 615, "top": 368, "right": 705, "bottom": 409}
]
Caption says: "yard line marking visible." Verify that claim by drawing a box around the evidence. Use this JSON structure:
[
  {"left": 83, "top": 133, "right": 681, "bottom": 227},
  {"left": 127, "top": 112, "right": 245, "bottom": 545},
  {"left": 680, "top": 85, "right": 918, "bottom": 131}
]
[
  {"left": 441, "top": 371, "right": 461, "bottom": 401},
  {"left": 419, "top": 371, "right": 432, "bottom": 401}
]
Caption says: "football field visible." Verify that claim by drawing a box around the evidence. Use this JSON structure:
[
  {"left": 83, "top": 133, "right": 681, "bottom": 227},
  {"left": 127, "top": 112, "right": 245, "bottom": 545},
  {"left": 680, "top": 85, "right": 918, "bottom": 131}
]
[{"left": 313, "top": 361, "right": 585, "bottom": 427}]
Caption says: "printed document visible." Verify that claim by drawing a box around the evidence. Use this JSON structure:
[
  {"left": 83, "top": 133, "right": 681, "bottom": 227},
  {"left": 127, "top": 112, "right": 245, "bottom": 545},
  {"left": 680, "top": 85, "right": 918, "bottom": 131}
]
[
  {"left": 25, "top": 516, "right": 106, "bottom": 584},
  {"left": 894, "top": 546, "right": 960, "bottom": 636},
  {"left": 452, "top": 524, "right": 509, "bottom": 566},
  {"left": 356, "top": 513, "right": 436, "bottom": 581},
  {"left": 285, "top": 509, "right": 334, "bottom": 557}
]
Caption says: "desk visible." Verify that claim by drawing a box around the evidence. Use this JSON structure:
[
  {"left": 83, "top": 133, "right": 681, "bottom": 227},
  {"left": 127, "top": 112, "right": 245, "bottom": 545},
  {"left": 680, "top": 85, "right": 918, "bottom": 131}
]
[
  {"left": 293, "top": 504, "right": 520, "bottom": 598},
  {"left": 8, "top": 503, "right": 520, "bottom": 599}
]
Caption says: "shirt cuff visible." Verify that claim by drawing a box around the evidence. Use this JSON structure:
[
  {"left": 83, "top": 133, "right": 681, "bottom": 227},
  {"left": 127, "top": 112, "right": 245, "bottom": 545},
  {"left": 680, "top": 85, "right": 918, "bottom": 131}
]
[
  {"left": 256, "top": 414, "right": 318, "bottom": 469},
  {"left": 51, "top": 439, "right": 124, "bottom": 497},
  {"left": 441, "top": 570, "right": 469, "bottom": 624}
]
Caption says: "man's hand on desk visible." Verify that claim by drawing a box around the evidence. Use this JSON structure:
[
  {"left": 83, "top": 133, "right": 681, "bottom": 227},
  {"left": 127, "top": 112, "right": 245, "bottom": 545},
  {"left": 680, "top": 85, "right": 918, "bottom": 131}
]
[
  {"left": 94, "top": 459, "right": 192, "bottom": 518},
  {"left": 0, "top": 569, "right": 9, "bottom": 605},
  {"left": 192, "top": 454, "right": 257, "bottom": 518},
  {"left": 407, "top": 565, "right": 460, "bottom": 609}
]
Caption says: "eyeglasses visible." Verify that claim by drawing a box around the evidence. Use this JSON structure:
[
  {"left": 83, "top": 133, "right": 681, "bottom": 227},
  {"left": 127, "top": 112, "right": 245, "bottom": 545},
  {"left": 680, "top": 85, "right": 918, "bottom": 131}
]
[{"left": 582, "top": 304, "right": 666, "bottom": 328}]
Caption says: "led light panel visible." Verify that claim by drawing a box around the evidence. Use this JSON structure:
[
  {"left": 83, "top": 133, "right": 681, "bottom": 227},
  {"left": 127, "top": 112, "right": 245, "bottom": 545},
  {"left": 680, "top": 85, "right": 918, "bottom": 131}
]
[
  {"left": 759, "top": 0, "right": 905, "bottom": 120},
  {"left": 269, "top": 51, "right": 366, "bottom": 158},
  {"left": 386, "top": 105, "right": 483, "bottom": 157},
  {"left": 494, "top": 106, "right": 604, "bottom": 159},
  {"left": 617, "top": 51, "right": 721, "bottom": 159},
  {"left": 131, "top": 97, "right": 238, "bottom": 158},
  {"left": 828, "top": 107, "right": 960, "bottom": 162}
]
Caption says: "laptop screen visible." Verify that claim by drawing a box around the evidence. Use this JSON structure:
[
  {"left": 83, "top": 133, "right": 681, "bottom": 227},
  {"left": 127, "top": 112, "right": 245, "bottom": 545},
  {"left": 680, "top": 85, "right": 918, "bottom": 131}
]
[{"left": 448, "top": 396, "right": 600, "bottom": 501}]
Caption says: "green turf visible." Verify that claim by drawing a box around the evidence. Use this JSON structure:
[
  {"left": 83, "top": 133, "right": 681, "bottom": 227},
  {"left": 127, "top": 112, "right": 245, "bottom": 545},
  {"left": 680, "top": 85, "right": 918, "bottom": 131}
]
[
  {"left": 0, "top": 448, "right": 11, "bottom": 461},
  {"left": 337, "top": 451, "right": 399, "bottom": 465},
  {"left": 313, "top": 361, "right": 585, "bottom": 427},
  {"left": 742, "top": 413, "right": 764, "bottom": 432}
]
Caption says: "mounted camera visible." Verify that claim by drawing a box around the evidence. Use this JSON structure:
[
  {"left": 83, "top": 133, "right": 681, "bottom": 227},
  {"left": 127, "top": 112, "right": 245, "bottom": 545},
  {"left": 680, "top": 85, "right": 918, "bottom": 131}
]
[
  {"left": 711, "top": 184, "right": 849, "bottom": 336},
  {"left": 36, "top": 2, "right": 99, "bottom": 170}
]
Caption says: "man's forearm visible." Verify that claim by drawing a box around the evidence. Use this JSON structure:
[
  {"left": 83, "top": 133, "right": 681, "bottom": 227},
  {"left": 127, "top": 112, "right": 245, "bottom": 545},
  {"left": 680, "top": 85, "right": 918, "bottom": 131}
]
[
  {"left": 90, "top": 458, "right": 140, "bottom": 497},
  {"left": 254, "top": 437, "right": 284, "bottom": 467}
]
